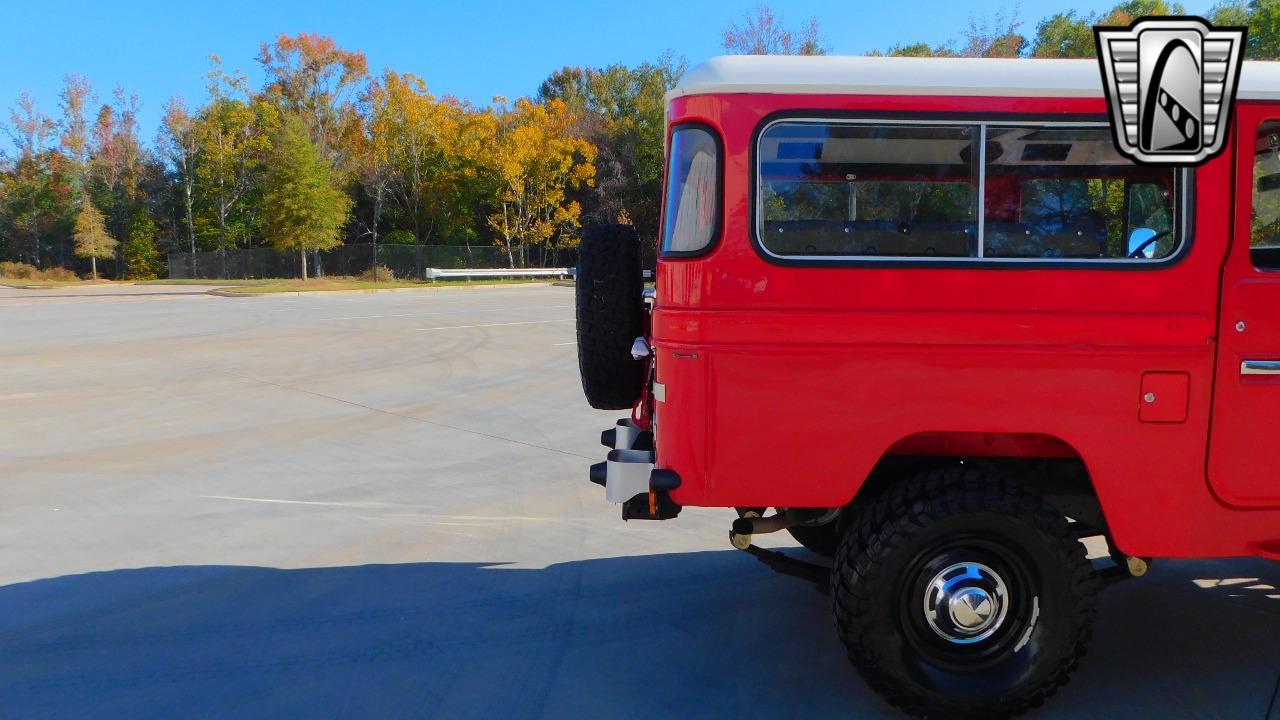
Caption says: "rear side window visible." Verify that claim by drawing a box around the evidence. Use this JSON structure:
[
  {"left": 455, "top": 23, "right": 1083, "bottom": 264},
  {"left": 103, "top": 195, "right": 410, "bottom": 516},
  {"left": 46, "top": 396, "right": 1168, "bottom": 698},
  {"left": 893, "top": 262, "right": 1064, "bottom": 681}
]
[
  {"left": 1252, "top": 121, "right": 1280, "bottom": 270},
  {"left": 1126, "top": 182, "right": 1176, "bottom": 258},
  {"left": 661, "top": 126, "right": 720, "bottom": 256},
  {"left": 983, "top": 126, "right": 1177, "bottom": 259},
  {"left": 758, "top": 123, "right": 978, "bottom": 257},
  {"left": 755, "top": 119, "right": 1182, "bottom": 263}
]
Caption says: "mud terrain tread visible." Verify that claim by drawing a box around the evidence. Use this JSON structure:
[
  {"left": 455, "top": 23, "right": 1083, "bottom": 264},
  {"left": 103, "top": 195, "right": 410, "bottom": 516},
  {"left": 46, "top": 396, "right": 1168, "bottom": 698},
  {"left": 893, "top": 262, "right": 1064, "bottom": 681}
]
[
  {"left": 831, "top": 467, "right": 1099, "bottom": 719},
  {"left": 576, "top": 224, "right": 645, "bottom": 410}
]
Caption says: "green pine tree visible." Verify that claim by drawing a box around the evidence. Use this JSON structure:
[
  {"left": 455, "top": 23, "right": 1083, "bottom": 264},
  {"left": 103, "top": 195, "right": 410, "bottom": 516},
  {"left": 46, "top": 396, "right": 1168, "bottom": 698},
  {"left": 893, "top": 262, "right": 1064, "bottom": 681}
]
[
  {"left": 123, "top": 207, "right": 161, "bottom": 280},
  {"left": 260, "top": 114, "right": 352, "bottom": 280}
]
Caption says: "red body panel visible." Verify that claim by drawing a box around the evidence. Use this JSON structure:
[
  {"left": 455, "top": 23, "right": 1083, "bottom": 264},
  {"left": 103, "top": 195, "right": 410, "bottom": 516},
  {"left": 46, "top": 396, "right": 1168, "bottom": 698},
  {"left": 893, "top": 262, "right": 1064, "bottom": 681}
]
[
  {"left": 653, "top": 92, "right": 1280, "bottom": 559},
  {"left": 1209, "top": 103, "right": 1280, "bottom": 509}
]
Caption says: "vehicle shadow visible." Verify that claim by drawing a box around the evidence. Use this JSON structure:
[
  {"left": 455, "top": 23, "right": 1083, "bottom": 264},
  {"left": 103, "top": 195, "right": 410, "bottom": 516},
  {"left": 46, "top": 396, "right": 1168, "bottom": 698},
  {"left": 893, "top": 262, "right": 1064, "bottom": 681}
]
[{"left": 0, "top": 551, "right": 1276, "bottom": 719}]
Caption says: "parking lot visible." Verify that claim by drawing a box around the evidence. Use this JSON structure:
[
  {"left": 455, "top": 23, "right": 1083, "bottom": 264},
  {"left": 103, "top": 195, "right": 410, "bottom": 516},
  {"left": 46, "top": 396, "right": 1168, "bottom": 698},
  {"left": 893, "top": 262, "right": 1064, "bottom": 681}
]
[{"left": 0, "top": 283, "right": 1277, "bottom": 719}]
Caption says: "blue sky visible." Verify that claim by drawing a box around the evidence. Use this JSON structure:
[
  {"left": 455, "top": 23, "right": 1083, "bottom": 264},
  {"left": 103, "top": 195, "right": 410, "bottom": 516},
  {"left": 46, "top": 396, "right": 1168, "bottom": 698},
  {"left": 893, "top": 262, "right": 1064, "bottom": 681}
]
[{"left": 2, "top": 0, "right": 1217, "bottom": 149}]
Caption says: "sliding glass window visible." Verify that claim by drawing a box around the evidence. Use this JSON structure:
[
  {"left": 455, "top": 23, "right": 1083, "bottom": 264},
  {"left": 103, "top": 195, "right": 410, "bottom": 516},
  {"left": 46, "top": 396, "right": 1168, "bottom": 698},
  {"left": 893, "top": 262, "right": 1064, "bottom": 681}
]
[{"left": 756, "top": 119, "right": 1181, "bottom": 262}]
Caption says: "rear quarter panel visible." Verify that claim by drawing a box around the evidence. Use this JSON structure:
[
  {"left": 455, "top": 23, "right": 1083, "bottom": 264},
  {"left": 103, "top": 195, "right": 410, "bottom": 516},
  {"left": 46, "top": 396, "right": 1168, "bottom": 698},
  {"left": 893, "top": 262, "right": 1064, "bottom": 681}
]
[{"left": 654, "top": 93, "right": 1280, "bottom": 558}]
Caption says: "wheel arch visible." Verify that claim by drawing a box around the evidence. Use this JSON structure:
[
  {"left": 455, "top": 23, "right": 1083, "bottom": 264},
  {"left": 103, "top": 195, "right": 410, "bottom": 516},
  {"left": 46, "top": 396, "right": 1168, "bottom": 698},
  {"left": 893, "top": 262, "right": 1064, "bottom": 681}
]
[{"left": 847, "top": 431, "right": 1110, "bottom": 535}]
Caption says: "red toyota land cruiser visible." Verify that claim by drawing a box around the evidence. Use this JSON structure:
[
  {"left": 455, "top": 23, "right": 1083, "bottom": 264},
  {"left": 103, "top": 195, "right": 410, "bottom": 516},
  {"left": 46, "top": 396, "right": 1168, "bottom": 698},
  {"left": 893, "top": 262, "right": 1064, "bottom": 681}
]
[{"left": 574, "top": 55, "right": 1280, "bottom": 718}]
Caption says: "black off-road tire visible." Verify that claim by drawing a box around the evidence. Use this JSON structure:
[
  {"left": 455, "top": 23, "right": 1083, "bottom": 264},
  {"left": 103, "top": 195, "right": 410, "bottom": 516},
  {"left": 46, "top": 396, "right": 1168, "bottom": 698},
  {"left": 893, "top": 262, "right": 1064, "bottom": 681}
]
[
  {"left": 787, "top": 522, "right": 840, "bottom": 558},
  {"left": 576, "top": 224, "right": 646, "bottom": 410},
  {"left": 832, "top": 468, "right": 1099, "bottom": 719}
]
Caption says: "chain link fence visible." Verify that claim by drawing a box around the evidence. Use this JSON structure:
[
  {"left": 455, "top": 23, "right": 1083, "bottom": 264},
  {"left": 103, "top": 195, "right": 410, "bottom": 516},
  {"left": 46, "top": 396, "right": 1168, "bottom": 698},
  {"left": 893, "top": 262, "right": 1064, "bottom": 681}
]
[{"left": 167, "top": 244, "right": 580, "bottom": 280}]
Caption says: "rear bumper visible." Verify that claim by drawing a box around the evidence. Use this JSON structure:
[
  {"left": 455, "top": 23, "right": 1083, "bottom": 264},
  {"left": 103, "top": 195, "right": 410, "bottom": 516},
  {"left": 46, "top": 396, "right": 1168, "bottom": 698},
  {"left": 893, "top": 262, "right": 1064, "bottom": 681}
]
[{"left": 590, "top": 419, "right": 681, "bottom": 519}]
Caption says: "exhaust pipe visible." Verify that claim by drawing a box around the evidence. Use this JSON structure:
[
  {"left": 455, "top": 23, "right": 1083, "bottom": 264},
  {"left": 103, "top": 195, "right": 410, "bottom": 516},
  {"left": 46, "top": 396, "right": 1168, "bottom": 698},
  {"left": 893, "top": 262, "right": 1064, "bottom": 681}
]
[{"left": 730, "top": 508, "right": 830, "bottom": 550}]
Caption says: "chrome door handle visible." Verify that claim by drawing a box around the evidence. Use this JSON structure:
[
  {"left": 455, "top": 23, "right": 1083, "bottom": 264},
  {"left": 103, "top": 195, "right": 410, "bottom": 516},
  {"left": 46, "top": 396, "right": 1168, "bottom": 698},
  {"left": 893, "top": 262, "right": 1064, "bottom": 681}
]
[{"left": 1241, "top": 360, "right": 1280, "bottom": 375}]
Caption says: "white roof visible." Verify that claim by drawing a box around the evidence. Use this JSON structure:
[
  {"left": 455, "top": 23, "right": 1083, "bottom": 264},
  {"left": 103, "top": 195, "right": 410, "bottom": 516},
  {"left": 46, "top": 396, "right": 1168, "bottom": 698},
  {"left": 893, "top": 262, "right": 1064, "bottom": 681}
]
[{"left": 666, "top": 55, "right": 1280, "bottom": 102}]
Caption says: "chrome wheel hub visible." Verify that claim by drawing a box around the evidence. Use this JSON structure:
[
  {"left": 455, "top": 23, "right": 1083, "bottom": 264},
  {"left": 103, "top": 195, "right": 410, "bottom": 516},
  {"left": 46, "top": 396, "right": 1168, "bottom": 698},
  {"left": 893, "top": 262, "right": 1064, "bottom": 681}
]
[{"left": 923, "top": 562, "right": 1009, "bottom": 644}]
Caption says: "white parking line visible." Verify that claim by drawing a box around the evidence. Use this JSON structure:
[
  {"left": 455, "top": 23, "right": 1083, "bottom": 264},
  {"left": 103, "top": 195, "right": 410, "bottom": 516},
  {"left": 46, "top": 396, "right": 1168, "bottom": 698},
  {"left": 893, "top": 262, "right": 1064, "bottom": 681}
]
[
  {"left": 200, "top": 495, "right": 594, "bottom": 525},
  {"left": 324, "top": 305, "right": 568, "bottom": 321},
  {"left": 417, "top": 319, "right": 572, "bottom": 331},
  {"left": 201, "top": 495, "right": 381, "bottom": 507},
  {"left": 552, "top": 341, "right": 576, "bottom": 346}
]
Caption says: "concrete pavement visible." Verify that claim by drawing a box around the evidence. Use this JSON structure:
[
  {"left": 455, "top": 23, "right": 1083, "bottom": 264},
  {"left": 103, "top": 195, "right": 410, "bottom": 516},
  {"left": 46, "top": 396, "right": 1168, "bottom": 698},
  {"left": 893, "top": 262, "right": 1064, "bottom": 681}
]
[{"left": 0, "top": 285, "right": 1276, "bottom": 718}]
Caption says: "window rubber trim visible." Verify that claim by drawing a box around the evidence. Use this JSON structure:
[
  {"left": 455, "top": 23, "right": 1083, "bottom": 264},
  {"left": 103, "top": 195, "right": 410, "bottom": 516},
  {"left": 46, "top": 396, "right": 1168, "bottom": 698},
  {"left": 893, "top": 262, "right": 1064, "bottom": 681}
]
[
  {"left": 748, "top": 110, "right": 1195, "bottom": 271},
  {"left": 661, "top": 122, "right": 725, "bottom": 260}
]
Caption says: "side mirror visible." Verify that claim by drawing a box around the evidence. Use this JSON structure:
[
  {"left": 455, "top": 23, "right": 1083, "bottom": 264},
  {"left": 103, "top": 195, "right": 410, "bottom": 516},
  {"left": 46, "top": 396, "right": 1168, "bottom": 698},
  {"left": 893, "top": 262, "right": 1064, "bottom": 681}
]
[{"left": 1128, "top": 227, "right": 1158, "bottom": 259}]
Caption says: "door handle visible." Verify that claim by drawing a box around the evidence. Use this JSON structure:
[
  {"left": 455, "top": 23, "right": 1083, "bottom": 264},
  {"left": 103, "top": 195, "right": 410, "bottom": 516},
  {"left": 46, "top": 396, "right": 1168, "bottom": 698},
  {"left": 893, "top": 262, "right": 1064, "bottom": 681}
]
[{"left": 1241, "top": 359, "right": 1280, "bottom": 375}]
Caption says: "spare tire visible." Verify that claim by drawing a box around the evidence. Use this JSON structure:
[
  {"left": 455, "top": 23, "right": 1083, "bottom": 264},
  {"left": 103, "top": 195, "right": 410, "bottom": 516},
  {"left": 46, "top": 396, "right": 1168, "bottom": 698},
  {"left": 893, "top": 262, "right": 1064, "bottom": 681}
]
[{"left": 576, "top": 224, "right": 646, "bottom": 410}]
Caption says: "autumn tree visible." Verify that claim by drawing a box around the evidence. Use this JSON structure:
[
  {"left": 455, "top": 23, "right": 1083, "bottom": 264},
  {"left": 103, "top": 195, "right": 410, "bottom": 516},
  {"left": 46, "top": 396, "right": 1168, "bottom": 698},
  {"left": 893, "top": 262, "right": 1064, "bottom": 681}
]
[
  {"left": 58, "top": 75, "right": 93, "bottom": 204},
  {"left": 73, "top": 199, "right": 115, "bottom": 279},
  {"left": 1027, "top": 12, "right": 1090, "bottom": 58},
  {"left": 874, "top": 42, "right": 955, "bottom": 58},
  {"left": 89, "top": 91, "right": 144, "bottom": 205},
  {"left": 366, "top": 71, "right": 450, "bottom": 242},
  {"left": 537, "top": 53, "right": 685, "bottom": 249},
  {"left": 958, "top": 10, "right": 1025, "bottom": 57},
  {"left": 123, "top": 206, "right": 160, "bottom": 279},
  {"left": 723, "top": 3, "right": 825, "bottom": 55},
  {"left": 873, "top": 10, "right": 1024, "bottom": 57},
  {"left": 363, "top": 72, "right": 484, "bottom": 245},
  {"left": 537, "top": 67, "right": 590, "bottom": 113},
  {"left": 1210, "top": 0, "right": 1254, "bottom": 28},
  {"left": 876, "top": 2, "right": 1205, "bottom": 59},
  {"left": 485, "top": 97, "right": 596, "bottom": 267},
  {"left": 193, "top": 57, "right": 278, "bottom": 275},
  {"left": 159, "top": 97, "right": 199, "bottom": 272},
  {"left": 357, "top": 71, "right": 492, "bottom": 275},
  {"left": 6, "top": 93, "right": 55, "bottom": 162},
  {"left": 1229, "top": 0, "right": 1280, "bottom": 59},
  {"left": 354, "top": 81, "right": 394, "bottom": 278},
  {"left": 1030, "top": 1, "right": 1187, "bottom": 58},
  {"left": 1260, "top": 2, "right": 1280, "bottom": 58},
  {"left": 257, "top": 34, "right": 367, "bottom": 273},
  {"left": 3, "top": 93, "right": 57, "bottom": 266},
  {"left": 1099, "top": 0, "right": 1187, "bottom": 24},
  {"left": 258, "top": 33, "right": 368, "bottom": 168},
  {"left": 260, "top": 114, "right": 352, "bottom": 280},
  {"left": 88, "top": 87, "right": 146, "bottom": 272},
  {"left": 0, "top": 167, "right": 10, "bottom": 262}
]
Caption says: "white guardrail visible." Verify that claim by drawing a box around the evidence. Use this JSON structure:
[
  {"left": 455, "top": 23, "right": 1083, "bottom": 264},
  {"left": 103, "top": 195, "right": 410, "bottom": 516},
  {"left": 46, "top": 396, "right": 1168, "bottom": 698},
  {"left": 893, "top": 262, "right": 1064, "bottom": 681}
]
[
  {"left": 423, "top": 268, "right": 653, "bottom": 280},
  {"left": 424, "top": 267, "right": 572, "bottom": 280}
]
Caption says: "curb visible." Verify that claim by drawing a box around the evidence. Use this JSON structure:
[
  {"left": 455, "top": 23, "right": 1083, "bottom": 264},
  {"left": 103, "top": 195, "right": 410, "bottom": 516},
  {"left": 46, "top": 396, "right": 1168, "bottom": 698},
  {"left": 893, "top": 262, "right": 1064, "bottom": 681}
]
[
  {"left": 207, "top": 282, "right": 563, "bottom": 298},
  {"left": 0, "top": 282, "right": 129, "bottom": 290}
]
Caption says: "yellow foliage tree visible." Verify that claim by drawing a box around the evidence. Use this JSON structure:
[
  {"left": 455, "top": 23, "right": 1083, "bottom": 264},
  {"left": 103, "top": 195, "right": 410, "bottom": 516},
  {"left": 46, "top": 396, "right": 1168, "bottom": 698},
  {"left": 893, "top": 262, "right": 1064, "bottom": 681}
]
[
  {"left": 484, "top": 97, "right": 596, "bottom": 267},
  {"left": 73, "top": 200, "right": 116, "bottom": 279},
  {"left": 363, "top": 72, "right": 493, "bottom": 246}
]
